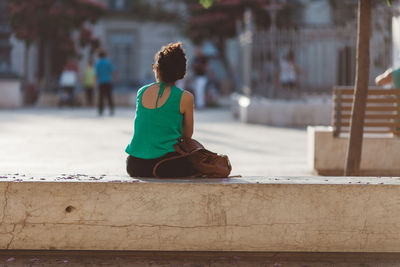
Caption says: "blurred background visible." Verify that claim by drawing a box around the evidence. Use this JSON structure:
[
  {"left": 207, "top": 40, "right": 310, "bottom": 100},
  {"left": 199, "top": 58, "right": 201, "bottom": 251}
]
[
  {"left": 0, "top": 0, "right": 394, "bottom": 109},
  {"left": 0, "top": 0, "right": 399, "bottom": 176}
]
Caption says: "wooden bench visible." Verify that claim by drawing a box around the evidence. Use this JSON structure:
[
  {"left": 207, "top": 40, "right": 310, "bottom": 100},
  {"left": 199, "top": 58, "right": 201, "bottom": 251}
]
[{"left": 333, "top": 86, "right": 400, "bottom": 137}]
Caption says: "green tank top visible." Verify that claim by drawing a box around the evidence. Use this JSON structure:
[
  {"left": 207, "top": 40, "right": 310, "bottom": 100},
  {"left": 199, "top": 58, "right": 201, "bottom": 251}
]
[{"left": 125, "top": 82, "right": 184, "bottom": 159}]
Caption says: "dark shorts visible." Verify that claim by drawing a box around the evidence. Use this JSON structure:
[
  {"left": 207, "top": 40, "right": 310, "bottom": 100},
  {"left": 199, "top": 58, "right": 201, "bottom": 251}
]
[{"left": 126, "top": 152, "right": 197, "bottom": 178}]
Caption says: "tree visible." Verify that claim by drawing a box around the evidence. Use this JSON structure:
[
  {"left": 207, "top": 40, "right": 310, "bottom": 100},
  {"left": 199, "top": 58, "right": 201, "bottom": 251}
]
[
  {"left": 189, "top": 0, "right": 299, "bottom": 82},
  {"left": 78, "top": 26, "right": 100, "bottom": 58},
  {"left": 124, "top": 0, "right": 183, "bottom": 24},
  {"left": 345, "top": 0, "right": 393, "bottom": 176},
  {"left": 200, "top": 0, "right": 387, "bottom": 176},
  {"left": 344, "top": 0, "right": 371, "bottom": 176},
  {"left": 7, "top": 0, "right": 37, "bottom": 94},
  {"left": 8, "top": 0, "right": 106, "bottom": 90}
]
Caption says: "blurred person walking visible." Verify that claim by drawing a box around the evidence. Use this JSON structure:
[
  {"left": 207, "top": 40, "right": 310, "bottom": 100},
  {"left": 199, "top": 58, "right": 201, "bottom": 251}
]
[
  {"left": 278, "top": 50, "right": 302, "bottom": 96},
  {"left": 95, "top": 49, "right": 116, "bottom": 116},
  {"left": 83, "top": 59, "right": 96, "bottom": 106},
  {"left": 205, "top": 72, "right": 220, "bottom": 106},
  {"left": 59, "top": 60, "right": 78, "bottom": 107},
  {"left": 191, "top": 48, "right": 208, "bottom": 109}
]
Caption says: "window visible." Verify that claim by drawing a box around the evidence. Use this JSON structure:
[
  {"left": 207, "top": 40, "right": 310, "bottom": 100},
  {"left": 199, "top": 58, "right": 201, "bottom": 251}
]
[
  {"left": 109, "top": 0, "right": 126, "bottom": 10},
  {"left": 108, "top": 32, "right": 136, "bottom": 86}
]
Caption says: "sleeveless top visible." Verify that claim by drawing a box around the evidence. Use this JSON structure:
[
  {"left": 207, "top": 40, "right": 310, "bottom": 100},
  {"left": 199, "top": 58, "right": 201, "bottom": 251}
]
[{"left": 125, "top": 82, "right": 184, "bottom": 159}]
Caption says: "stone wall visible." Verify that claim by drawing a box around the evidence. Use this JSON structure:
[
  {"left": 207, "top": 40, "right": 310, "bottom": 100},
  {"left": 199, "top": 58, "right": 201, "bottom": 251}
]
[{"left": 1, "top": 176, "right": 400, "bottom": 252}]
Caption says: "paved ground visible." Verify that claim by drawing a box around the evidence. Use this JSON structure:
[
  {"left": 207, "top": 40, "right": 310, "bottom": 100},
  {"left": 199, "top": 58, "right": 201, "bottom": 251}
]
[
  {"left": 0, "top": 107, "right": 309, "bottom": 177},
  {"left": 1, "top": 251, "right": 400, "bottom": 267},
  {"left": 2, "top": 108, "right": 400, "bottom": 266}
]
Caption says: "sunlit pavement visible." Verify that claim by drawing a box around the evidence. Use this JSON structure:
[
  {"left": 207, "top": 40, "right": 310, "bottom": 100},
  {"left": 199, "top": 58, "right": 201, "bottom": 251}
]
[
  {"left": 0, "top": 107, "right": 309, "bottom": 177},
  {"left": 2, "top": 108, "right": 400, "bottom": 265}
]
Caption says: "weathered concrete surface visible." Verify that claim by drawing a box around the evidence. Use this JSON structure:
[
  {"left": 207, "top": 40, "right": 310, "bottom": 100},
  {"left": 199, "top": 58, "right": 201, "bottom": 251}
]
[
  {"left": 234, "top": 94, "right": 332, "bottom": 127},
  {"left": 308, "top": 126, "right": 400, "bottom": 176},
  {"left": 1, "top": 175, "right": 400, "bottom": 252},
  {"left": 0, "top": 108, "right": 308, "bottom": 176}
]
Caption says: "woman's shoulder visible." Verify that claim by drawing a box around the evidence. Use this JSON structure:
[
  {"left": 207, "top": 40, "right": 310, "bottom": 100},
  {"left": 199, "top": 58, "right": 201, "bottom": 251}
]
[
  {"left": 172, "top": 85, "right": 192, "bottom": 95},
  {"left": 171, "top": 85, "right": 192, "bottom": 97},
  {"left": 180, "top": 90, "right": 194, "bottom": 104},
  {"left": 171, "top": 84, "right": 183, "bottom": 92},
  {"left": 137, "top": 82, "right": 158, "bottom": 94},
  {"left": 179, "top": 90, "right": 194, "bottom": 114}
]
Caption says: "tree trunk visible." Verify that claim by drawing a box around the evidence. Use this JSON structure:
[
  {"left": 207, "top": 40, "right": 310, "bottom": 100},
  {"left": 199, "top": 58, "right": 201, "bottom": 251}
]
[
  {"left": 215, "top": 37, "right": 230, "bottom": 78},
  {"left": 216, "top": 37, "right": 235, "bottom": 93},
  {"left": 344, "top": 0, "right": 371, "bottom": 176},
  {"left": 23, "top": 42, "right": 30, "bottom": 85},
  {"left": 43, "top": 41, "right": 53, "bottom": 92},
  {"left": 22, "top": 42, "right": 30, "bottom": 103}
]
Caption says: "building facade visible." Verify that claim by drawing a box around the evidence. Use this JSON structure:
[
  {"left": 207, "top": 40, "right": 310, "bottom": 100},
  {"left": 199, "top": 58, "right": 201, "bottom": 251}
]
[
  {"left": 237, "top": 0, "right": 393, "bottom": 97},
  {"left": 0, "top": 0, "right": 16, "bottom": 78},
  {"left": 9, "top": 0, "right": 192, "bottom": 91}
]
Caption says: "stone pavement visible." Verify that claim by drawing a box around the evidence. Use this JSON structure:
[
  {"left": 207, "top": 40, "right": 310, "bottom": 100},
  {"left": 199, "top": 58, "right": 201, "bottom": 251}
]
[
  {"left": 0, "top": 231, "right": 400, "bottom": 266},
  {"left": 0, "top": 107, "right": 309, "bottom": 177},
  {"left": 2, "top": 108, "right": 400, "bottom": 265},
  {"left": 1, "top": 251, "right": 400, "bottom": 267}
]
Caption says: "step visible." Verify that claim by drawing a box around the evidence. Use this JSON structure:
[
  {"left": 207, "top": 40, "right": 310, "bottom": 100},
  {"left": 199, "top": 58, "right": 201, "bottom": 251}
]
[{"left": 0, "top": 174, "right": 399, "bottom": 252}]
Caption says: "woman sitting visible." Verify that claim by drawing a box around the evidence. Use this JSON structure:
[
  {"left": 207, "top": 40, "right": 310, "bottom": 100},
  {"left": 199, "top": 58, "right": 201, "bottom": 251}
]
[{"left": 125, "top": 42, "right": 197, "bottom": 178}]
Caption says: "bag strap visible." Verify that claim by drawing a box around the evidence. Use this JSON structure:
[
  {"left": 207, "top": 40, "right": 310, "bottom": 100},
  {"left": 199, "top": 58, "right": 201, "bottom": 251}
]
[
  {"left": 173, "top": 143, "right": 203, "bottom": 155},
  {"left": 152, "top": 138, "right": 204, "bottom": 178},
  {"left": 152, "top": 153, "right": 189, "bottom": 178},
  {"left": 152, "top": 147, "right": 203, "bottom": 178}
]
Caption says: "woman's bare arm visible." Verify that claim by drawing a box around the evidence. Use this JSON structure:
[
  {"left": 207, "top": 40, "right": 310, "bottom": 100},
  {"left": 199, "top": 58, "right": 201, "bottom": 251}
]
[{"left": 180, "top": 90, "right": 194, "bottom": 139}]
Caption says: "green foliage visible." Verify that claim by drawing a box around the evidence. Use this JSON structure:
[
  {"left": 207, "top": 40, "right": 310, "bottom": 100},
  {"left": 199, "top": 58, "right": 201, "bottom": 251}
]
[
  {"left": 200, "top": 0, "right": 215, "bottom": 8},
  {"left": 121, "top": 0, "right": 182, "bottom": 24},
  {"left": 105, "top": 0, "right": 183, "bottom": 25},
  {"left": 8, "top": 0, "right": 106, "bottom": 44},
  {"left": 8, "top": 0, "right": 106, "bottom": 81},
  {"left": 387, "top": 0, "right": 392, "bottom": 6},
  {"left": 189, "top": 0, "right": 299, "bottom": 43}
]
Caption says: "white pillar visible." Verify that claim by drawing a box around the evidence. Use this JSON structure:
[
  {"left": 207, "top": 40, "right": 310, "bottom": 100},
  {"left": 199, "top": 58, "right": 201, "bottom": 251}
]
[
  {"left": 392, "top": 10, "right": 400, "bottom": 68},
  {"left": 0, "top": 79, "right": 22, "bottom": 108}
]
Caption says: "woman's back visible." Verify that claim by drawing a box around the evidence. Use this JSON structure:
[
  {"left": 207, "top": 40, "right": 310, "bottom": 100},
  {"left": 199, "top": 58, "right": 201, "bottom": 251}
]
[
  {"left": 125, "top": 82, "right": 184, "bottom": 159},
  {"left": 141, "top": 83, "right": 171, "bottom": 109}
]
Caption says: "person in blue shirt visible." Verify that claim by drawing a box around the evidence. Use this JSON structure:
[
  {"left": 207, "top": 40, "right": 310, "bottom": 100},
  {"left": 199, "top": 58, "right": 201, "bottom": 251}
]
[{"left": 95, "top": 49, "right": 116, "bottom": 116}]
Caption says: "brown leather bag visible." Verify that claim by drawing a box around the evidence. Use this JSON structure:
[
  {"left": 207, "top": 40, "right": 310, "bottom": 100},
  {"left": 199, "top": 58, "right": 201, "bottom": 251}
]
[{"left": 153, "top": 137, "right": 232, "bottom": 178}]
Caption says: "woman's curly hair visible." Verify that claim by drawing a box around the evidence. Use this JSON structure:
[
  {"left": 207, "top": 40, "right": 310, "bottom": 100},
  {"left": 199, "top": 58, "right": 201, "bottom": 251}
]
[{"left": 153, "top": 42, "right": 187, "bottom": 84}]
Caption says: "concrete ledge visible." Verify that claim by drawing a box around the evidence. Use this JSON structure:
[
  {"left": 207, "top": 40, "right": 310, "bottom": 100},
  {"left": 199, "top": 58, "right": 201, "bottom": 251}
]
[
  {"left": 0, "top": 80, "right": 21, "bottom": 108},
  {"left": 233, "top": 94, "right": 332, "bottom": 127},
  {"left": 308, "top": 126, "right": 400, "bottom": 176},
  {"left": 1, "top": 174, "right": 400, "bottom": 252}
]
